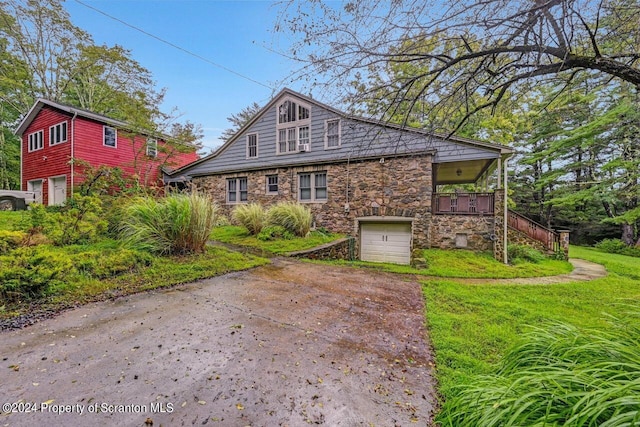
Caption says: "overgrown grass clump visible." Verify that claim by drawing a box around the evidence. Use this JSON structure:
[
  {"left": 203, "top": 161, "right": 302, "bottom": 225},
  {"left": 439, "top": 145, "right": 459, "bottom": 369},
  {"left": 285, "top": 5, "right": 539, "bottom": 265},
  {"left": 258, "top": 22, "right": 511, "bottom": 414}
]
[
  {"left": 119, "top": 192, "right": 218, "bottom": 255},
  {"left": 232, "top": 203, "right": 266, "bottom": 235},
  {"left": 266, "top": 202, "right": 312, "bottom": 237},
  {"left": 437, "top": 311, "right": 640, "bottom": 426}
]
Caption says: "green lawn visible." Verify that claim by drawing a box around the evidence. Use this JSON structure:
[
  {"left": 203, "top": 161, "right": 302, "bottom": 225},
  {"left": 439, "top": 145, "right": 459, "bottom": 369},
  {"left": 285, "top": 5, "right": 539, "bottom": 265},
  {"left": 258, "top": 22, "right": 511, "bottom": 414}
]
[
  {"left": 210, "top": 225, "right": 345, "bottom": 254},
  {"left": 424, "top": 245, "right": 640, "bottom": 406},
  {"left": 322, "top": 248, "right": 572, "bottom": 278}
]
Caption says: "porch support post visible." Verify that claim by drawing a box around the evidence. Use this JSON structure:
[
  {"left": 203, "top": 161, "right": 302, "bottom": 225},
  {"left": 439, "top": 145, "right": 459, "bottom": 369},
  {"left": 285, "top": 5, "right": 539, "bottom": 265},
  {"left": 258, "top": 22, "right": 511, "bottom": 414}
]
[
  {"left": 497, "top": 156, "right": 502, "bottom": 189},
  {"left": 502, "top": 156, "right": 509, "bottom": 264}
]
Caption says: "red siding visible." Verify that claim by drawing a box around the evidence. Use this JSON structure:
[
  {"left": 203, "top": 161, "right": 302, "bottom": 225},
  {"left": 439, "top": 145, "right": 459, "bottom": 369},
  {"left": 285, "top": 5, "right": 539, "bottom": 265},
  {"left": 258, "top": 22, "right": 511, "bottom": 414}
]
[
  {"left": 21, "top": 106, "right": 72, "bottom": 205},
  {"left": 21, "top": 105, "right": 199, "bottom": 204}
]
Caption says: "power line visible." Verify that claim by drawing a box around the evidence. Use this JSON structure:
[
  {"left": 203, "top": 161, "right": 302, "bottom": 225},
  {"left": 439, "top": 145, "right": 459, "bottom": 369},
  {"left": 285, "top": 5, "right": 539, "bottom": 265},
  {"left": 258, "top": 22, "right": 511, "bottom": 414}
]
[{"left": 72, "top": 0, "right": 274, "bottom": 90}]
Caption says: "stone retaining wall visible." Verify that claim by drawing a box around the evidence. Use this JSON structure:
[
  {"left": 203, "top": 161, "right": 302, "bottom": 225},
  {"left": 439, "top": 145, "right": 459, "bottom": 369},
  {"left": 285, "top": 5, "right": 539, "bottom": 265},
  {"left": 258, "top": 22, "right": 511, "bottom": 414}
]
[{"left": 286, "top": 237, "right": 354, "bottom": 261}]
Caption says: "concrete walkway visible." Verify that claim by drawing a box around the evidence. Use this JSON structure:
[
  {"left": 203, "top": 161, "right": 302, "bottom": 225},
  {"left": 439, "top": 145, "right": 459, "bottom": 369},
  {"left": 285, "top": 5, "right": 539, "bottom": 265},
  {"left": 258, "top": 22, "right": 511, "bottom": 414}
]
[{"left": 455, "top": 258, "right": 607, "bottom": 285}]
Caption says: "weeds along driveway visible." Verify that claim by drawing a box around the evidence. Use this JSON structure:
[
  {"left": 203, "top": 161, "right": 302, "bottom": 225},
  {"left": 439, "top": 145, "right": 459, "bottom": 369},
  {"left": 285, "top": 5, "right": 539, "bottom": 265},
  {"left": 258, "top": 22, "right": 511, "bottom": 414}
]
[{"left": 1, "top": 259, "right": 436, "bottom": 426}]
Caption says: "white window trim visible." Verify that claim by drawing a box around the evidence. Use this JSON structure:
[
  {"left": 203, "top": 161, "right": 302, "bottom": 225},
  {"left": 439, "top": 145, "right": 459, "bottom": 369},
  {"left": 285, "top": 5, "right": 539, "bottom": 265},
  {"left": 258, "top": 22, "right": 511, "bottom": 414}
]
[
  {"left": 324, "top": 118, "right": 341, "bottom": 150},
  {"left": 146, "top": 138, "right": 158, "bottom": 157},
  {"left": 266, "top": 174, "right": 278, "bottom": 195},
  {"left": 246, "top": 133, "right": 259, "bottom": 159},
  {"left": 49, "top": 121, "right": 68, "bottom": 146},
  {"left": 227, "top": 177, "right": 248, "bottom": 204},
  {"left": 103, "top": 126, "right": 117, "bottom": 148},
  {"left": 298, "top": 172, "right": 327, "bottom": 203},
  {"left": 28, "top": 130, "right": 44, "bottom": 152},
  {"left": 275, "top": 97, "right": 311, "bottom": 155}
]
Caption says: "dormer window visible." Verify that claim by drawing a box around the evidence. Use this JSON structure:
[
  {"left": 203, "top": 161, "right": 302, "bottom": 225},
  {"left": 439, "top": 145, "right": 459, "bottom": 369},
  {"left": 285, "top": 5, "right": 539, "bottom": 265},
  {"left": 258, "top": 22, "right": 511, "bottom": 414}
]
[{"left": 276, "top": 98, "right": 311, "bottom": 154}]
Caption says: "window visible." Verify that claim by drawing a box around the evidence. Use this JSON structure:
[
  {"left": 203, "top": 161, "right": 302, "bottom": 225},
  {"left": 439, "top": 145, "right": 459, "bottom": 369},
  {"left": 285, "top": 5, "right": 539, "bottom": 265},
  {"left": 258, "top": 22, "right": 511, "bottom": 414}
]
[
  {"left": 247, "top": 133, "right": 258, "bottom": 158},
  {"left": 276, "top": 98, "right": 311, "bottom": 154},
  {"left": 266, "top": 175, "right": 278, "bottom": 194},
  {"left": 146, "top": 138, "right": 157, "bottom": 157},
  {"left": 299, "top": 172, "right": 327, "bottom": 202},
  {"left": 104, "top": 126, "right": 116, "bottom": 147},
  {"left": 49, "top": 122, "right": 68, "bottom": 146},
  {"left": 325, "top": 119, "right": 341, "bottom": 149},
  {"left": 28, "top": 130, "right": 44, "bottom": 152},
  {"left": 227, "top": 177, "right": 248, "bottom": 203}
]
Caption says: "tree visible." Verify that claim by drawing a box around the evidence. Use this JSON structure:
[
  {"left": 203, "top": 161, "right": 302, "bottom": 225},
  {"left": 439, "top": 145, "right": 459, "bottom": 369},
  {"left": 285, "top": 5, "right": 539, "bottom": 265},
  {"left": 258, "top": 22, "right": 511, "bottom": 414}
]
[
  {"left": 219, "top": 102, "right": 262, "bottom": 143},
  {"left": 279, "top": 0, "right": 640, "bottom": 131}
]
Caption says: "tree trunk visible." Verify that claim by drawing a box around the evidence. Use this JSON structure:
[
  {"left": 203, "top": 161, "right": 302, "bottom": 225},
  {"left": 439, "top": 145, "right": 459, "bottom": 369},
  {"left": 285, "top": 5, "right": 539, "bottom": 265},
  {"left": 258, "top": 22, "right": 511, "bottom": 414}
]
[{"left": 621, "top": 223, "right": 634, "bottom": 246}]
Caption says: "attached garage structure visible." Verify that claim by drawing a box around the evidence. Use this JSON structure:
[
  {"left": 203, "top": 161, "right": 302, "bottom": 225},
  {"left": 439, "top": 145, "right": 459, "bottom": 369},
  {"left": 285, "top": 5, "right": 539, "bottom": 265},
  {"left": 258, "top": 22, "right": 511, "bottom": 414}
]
[{"left": 359, "top": 218, "right": 413, "bottom": 265}]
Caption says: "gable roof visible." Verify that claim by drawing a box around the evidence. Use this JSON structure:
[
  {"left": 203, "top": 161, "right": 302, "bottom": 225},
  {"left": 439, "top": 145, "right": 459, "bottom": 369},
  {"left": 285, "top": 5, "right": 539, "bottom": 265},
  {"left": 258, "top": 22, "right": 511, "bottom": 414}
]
[
  {"left": 15, "top": 99, "right": 130, "bottom": 136},
  {"left": 166, "top": 88, "right": 512, "bottom": 177}
]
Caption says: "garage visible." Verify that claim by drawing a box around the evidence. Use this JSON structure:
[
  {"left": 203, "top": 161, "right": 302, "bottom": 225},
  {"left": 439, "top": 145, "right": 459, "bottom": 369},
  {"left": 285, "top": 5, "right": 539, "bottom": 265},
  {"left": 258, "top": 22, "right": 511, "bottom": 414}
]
[{"left": 360, "top": 221, "right": 412, "bottom": 265}]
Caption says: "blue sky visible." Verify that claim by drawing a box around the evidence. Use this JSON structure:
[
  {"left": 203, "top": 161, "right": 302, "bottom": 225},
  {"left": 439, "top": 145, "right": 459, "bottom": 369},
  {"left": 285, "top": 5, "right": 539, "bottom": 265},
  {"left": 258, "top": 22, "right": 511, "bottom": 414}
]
[{"left": 63, "top": 0, "right": 309, "bottom": 153}]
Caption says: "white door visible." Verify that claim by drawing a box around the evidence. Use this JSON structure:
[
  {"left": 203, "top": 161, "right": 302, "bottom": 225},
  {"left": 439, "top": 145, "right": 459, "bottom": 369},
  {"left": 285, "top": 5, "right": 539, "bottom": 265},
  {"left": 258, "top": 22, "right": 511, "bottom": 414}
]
[
  {"left": 360, "top": 222, "right": 412, "bottom": 265},
  {"left": 49, "top": 176, "right": 66, "bottom": 206},
  {"left": 27, "top": 180, "right": 43, "bottom": 204}
]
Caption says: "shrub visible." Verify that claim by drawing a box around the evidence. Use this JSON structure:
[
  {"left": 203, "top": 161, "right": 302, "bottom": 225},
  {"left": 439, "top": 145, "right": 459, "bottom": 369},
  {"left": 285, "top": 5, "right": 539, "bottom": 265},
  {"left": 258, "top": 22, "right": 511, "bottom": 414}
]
[
  {"left": 595, "top": 238, "right": 640, "bottom": 258},
  {"left": 437, "top": 312, "right": 640, "bottom": 426},
  {"left": 257, "top": 225, "right": 294, "bottom": 241},
  {"left": 232, "top": 203, "right": 266, "bottom": 235},
  {"left": 119, "top": 192, "right": 219, "bottom": 255},
  {"left": 266, "top": 202, "right": 312, "bottom": 237},
  {"left": 26, "top": 196, "right": 107, "bottom": 246},
  {"left": 0, "top": 230, "right": 25, "bottom": 254},
  {"left": 0, "top": 246, "right": 73, "bottom": 302},
  {"left": 73, "top": 248, "right": 152, "bottom": 278},
  {"left": 507, "top": 244, "right": 546, "bottom": 264}
]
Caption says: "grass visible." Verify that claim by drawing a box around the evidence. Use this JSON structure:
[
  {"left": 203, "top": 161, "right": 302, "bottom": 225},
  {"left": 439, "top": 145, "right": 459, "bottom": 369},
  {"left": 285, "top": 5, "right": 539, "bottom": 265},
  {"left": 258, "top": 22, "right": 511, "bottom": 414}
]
[
  {"left": 0, "top": 210, "right": 30, "bottom": 230},
  {"left": 322, "top": 248, "right": 572, "bottom": 278},
  {"left": 424, "top": 245, "right": 640, "bottom": 423},
  {"left": 210, "top": 225, "right": 345, "bottom": 255},
  {"left": 1, "top": 244, "right": 268, "bottom": 320}
]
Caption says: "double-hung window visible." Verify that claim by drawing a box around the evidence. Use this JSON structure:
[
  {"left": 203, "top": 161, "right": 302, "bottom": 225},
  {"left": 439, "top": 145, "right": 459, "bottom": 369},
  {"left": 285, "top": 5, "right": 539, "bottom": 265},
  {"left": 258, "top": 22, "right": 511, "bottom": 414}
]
[
  {"left": 325, "top": 119, "right": 340, "bottom": 149},
  {"left": 247, "top": 133, "right": 258, "bottom": 158},
  {"left": 276, "top": 99, "right": 311, "bottom": 154},
  {"left": 227, "top": 177, "right": 248, "bottom": 203},
  {"left": 146, "top": 138, "right": 158, "bottom": 157},
  {"left": 49, "top": 122, "right": 68, "bottom": 146},
  {"left": 299, "top": 172, "right": 327, "bottom": 202},
  {"left": 266, "top": 175, "right": 278, "bottom": 194},
  {"left": 28, "top": 130, "right": 44, "bottom": 152},
  {"left": 104, "top": 126, "right": 117, "bottom": 147}
]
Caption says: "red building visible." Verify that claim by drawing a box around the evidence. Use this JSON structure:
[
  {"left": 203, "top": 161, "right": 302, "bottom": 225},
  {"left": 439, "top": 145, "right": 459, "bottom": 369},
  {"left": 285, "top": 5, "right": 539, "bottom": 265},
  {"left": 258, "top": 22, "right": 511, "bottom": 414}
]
[{"left": 16, "top": 99, "right": 199, "bottom": 205}]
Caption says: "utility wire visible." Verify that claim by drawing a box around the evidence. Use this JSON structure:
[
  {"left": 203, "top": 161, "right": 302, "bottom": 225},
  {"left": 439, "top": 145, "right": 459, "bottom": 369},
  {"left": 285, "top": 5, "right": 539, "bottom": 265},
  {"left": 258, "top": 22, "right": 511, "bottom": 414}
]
[{"left": 72, "top": 0, "right": 274, "bottom": 90}]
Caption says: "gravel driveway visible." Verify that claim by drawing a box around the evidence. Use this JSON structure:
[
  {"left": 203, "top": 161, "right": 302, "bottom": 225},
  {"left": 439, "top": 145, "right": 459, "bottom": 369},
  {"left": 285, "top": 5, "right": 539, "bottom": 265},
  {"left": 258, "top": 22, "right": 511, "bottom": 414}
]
[{"left": 1, "top": 259, "right": 436, "bottom": 426}]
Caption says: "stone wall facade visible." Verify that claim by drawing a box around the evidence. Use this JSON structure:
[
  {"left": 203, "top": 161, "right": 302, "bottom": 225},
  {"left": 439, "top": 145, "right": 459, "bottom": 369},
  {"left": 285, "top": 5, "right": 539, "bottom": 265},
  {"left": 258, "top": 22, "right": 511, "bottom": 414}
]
[
  {"left": 493, "top": 189, "right": 506, "bottom": 262},
  {"left": 430, "top": 214, "right": 495, "bottom": 251},
  {"left": 193, "top": 154, "right": 434, "bottom": 253}
]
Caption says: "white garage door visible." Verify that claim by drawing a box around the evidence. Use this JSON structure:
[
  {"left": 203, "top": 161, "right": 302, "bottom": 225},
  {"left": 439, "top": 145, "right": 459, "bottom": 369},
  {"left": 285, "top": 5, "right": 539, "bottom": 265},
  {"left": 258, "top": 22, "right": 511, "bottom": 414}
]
[{"left": 360, "top": 222, "right": 412, "bottom": 265}]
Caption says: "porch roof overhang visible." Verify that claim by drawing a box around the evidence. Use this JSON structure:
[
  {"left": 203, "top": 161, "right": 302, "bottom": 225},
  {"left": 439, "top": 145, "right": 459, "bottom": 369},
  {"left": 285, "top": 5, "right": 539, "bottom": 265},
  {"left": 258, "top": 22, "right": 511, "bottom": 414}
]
[{"left": 434, "top": 158, "right": 496, "bottom": 185}]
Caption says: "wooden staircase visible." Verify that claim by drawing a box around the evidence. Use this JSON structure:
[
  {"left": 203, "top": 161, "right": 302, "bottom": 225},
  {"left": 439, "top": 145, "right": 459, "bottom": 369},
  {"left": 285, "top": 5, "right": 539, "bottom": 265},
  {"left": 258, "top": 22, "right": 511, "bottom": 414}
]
[{"left": 507, "top": 210, "right": 560, "bottom": 253}]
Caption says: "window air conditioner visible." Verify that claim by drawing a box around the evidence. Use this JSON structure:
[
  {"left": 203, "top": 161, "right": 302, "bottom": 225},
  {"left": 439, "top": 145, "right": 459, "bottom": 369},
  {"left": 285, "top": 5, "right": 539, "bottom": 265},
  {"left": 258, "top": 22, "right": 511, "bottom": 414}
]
[{"left": 298, "top": 144, "right": 309, "bottom": 152}]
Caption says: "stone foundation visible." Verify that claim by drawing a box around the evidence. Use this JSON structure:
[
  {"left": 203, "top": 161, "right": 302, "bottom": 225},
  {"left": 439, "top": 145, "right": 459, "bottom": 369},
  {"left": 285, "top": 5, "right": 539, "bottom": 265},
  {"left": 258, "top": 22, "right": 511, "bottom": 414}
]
[{"left": 430, "top": 214, "right": 494, "bottom": 251}]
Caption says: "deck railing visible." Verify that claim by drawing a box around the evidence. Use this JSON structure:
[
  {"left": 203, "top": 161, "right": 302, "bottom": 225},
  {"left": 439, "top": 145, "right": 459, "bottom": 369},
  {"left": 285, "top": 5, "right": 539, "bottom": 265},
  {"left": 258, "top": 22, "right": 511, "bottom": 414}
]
[
  {"left": 507, "top": 210, "right": 560, "bottom": 252},
  {"left": 433, "top": 192, "right": 494, "bottom": 215}
]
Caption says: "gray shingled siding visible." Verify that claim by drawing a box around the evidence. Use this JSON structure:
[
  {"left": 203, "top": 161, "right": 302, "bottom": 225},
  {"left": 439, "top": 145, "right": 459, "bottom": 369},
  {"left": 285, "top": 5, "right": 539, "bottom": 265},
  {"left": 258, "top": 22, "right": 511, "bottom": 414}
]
[{"left": 183, "top": 98, "right": 499, "bottom": 178}]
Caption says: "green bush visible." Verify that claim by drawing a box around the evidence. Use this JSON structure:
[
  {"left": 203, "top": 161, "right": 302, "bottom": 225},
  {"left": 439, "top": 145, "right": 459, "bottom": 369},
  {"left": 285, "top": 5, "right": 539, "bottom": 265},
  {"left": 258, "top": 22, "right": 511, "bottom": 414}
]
[
  {"left": 507, "top": 244, "right": 546, "bottom": 264},
  {"left": 0, "top": 246, "right": 73, "bottom": 302},
  {"left": 73, "top": 248, "right": 152, "bottom": 278},
  {"left": 266, "top": 202, "right": 312, "bottom": 237},
  {"left": 595, "top": 238, "right": 640, "bottom": 258},
  {"left": 119, "top": 192, "right": 219, "bottom": 255},
  {"left": 257, "top": 225, "right": 294, "bottom": 241},
  {"left": 0, "top": 230, "right": 25, "bottom": 254},
  {"left": 232, "top": 203, "right": 266, "bottom": 235},
  {"left": 26, "top": 196, "right": 107, "bottom": 246},
  {"left": 437, "top": 312, "right": 640, "bottom": 426}
]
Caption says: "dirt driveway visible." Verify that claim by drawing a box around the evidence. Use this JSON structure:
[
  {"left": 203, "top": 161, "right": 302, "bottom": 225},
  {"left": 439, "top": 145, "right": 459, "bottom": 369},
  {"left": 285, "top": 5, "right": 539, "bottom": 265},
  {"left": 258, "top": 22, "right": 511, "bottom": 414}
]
[{"left": 1, "top": 259, "right": 436, "bottom": 426}]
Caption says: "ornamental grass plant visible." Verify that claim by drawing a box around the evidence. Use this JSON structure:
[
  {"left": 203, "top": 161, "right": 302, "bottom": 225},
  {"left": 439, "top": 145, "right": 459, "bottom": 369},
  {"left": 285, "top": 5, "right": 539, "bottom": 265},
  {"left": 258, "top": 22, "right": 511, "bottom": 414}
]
[
  {"left": 266, "top": 202, "right": 312, "bottom": 237},
  {"left": 437, "top": 309, "right": 640, "bottom": 426},
  {"left": 119, "top": 192, "right": 219, "bottom": 255},
  {"left": 232, "top": 203, "right": 266, "bottom": 235}
]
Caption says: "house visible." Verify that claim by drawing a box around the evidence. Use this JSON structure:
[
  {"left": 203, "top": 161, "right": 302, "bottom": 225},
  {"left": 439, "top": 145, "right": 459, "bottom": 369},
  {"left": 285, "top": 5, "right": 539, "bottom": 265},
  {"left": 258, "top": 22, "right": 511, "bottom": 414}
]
[
  {"left": 165, "top": 88, "right": 567, "bottom": 264},
  {"left": 15, "top": 99, "right": 199, "bottom": 206}
]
